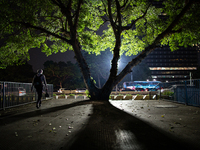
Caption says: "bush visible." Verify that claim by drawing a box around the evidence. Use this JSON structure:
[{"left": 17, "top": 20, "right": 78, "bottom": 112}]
[
  {"left": 53, "top": 93, "right": 57, "bottom": 96},
  {"left": 69, "top": 94, "right": 75, "bottom": 96},
  {"left": 163, "top": 91, "right": 174, "bottom": 96},
  {"left": 85, "top": 89, "right": 91, "bottom": 98}
]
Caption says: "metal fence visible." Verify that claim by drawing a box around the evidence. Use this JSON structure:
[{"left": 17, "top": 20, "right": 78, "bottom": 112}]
[
  {"left": 0, "top": 81, "right": 53, "bottom": 110},
  {"left": 157, "top": 79, "right": 200, "bottom": 107}
]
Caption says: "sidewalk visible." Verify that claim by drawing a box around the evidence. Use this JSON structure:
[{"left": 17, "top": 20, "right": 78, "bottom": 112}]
[{"left": 0, "top": 98, "right": 199, "bottom": 150}]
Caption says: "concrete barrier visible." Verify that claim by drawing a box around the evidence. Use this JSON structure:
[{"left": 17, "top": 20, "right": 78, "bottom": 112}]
[
  {"left": 123, "top": 95, "right": 133, "bottom": 100},
  {"left": 134, "top": 95, "right": 144, "bottom": 100},
  {"left": 114, "top": 95, "right": 123, "bottom": 100}
]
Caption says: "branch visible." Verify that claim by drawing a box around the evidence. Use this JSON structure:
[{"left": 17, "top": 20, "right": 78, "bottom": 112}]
[
  {"left": 121, "top": 4, "right": 151, "bottom": 31},
  {"left": 115, "top": 0, "right": 122, "bottom": 29},
  {"left": 65, "top": 0, "right": 74, "bottom": 31},
  {"left": 74, "top": 0, "right": 83, "bottom": 30},
  {"left": 107, "top": 0, "right": 117, "bottom": 33},
  {"left": 51, "top": 0, "right": 71, "bottom": 27},
  {"left": 154, "top": 0, "right": 194, "bottom": 43},
  {"left": 101, "top": 0, "right": 109, "bottom": 17},
  {"left": 13, "top": 21, "right": 72, "bottom": 44},
  {"left": 51, "top": 0, "right": 60, "bottom": 6},
  {"left": 169, "top": 28, "right": 183, "bottom": 34},
  {"left": 120, "top": 0, "right": 129, "bottom": 10}
]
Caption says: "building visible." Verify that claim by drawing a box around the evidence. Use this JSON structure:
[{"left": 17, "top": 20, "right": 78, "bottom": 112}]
[{"left": 145, "top": 46, "right": 198, "bottom": 82}]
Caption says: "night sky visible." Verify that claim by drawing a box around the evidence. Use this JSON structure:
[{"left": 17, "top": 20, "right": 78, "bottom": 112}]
[{"left": 28, "top": 48, "right": 76, "bottom": 72}]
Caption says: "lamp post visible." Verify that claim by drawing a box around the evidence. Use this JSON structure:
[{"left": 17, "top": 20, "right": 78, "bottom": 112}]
[{"left": 131, "top": 68, "right": 133, "bottom": 81}]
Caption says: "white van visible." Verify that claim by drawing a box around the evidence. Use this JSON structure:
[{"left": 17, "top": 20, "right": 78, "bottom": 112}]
[{"left": 7, "top": 87, "right": 26, "bottom": 96}]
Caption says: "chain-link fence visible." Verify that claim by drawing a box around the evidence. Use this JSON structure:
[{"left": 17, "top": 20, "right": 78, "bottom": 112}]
[
  {"left": 156, "top": 79, "right": 200, "bottom": 107},
  {"left": 0, "top": 81, "right": 53, "bottom": 110}
]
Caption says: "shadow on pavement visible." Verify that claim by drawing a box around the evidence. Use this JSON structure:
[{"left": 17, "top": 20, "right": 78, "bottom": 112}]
[
  {"left": 0, "top": 100, "right": 92, "bottom": 126},
  {"left": 62, "top": 101, "right": 198, "bottom": 150},
  {"left": 0, "top": 100, "right": 199, "bottom": 150}
]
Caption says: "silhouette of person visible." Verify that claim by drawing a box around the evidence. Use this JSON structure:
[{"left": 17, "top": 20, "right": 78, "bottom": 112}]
[{"left": 31, "top": 69, "right": 47, "bottom": 108}]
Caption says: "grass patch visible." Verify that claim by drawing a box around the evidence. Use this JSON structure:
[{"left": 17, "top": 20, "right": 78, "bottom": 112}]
[{"left": 163, "top": 91, "right": 174, "bottom": 96}]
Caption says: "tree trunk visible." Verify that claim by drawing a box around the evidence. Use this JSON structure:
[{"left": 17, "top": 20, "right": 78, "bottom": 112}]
[
  {"left": 89, "top": 85, "right": 113, "bottom": 101},
  {"left": 60, "top": 82, "right": 62, "bottom": 88},
  {"left": 98, "top": 74, "right": 101, "bottom": 88},
  {"left": 72, "top": 41, "right": 114, "bottom": 101}
]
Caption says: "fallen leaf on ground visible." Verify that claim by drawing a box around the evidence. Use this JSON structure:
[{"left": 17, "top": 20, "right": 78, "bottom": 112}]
[{"left": 15, "top": 132, "right": 18, "bottom": 137}]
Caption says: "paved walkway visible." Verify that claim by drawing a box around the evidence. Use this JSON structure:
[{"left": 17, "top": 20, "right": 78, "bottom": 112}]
[{"left": 0, "top": 98, "right": 199, "bottom": 150}]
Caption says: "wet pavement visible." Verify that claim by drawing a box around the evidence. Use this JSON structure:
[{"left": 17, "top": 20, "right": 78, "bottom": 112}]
[{"left": 0, "top": 98, "right": 200, "bottom": 150}]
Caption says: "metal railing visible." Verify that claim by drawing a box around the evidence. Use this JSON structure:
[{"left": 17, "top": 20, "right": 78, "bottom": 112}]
[
  {"left": 0, "top": 81, "right": 53, "bottom": 110},
  {"left": 157, "top": 79, "right": 200, "bottom": 107}
]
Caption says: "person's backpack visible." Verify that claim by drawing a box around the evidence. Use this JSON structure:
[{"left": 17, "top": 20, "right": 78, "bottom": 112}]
[{"left": 33, "top": 74, "right": 42, "bottom": 88}]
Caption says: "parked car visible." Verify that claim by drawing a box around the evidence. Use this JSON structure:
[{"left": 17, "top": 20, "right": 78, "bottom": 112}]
[
  {"left": 160, "top": 85, "right": 179, "bottom": 93},
  {"left": 58, "top": 88, "right": 74, "bottom": 94},
  {"left": 157, "top": 84, "right": 181, "bottom": 94},
  {"left": 58, "top": 88, "right": 67, "bottom": 93},
  {"left": 75, "top": 88, "right": 86, "bottom": 93},
  {"left": 7, "top": 87, "right": 26, "bottom": 96}
]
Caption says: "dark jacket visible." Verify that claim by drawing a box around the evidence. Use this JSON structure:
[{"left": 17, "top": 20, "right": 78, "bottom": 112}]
[{"left": 31, "top": 73, "right": 47, "bottom": 90}]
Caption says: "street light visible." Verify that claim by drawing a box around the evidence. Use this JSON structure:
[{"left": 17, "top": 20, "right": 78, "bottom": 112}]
[{"left": 131, "top": 68, "right": 133, "bottom": 81}]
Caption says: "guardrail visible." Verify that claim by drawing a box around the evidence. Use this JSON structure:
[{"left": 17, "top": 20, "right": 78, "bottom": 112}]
[
  {"left": 0, "top": 81, "right": 53, "bottom": 110},
  {"left": 157, "top": 79, "right": 200, "bottom": 107}
]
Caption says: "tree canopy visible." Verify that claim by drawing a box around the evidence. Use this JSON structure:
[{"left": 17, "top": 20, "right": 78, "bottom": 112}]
[{"left": 0, "top": 0, "right": 200, "bottom": 100}]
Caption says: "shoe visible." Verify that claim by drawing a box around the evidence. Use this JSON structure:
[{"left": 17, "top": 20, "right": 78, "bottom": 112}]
[{"left": 36, "top": 104, "right": 39, "bottom": 109}]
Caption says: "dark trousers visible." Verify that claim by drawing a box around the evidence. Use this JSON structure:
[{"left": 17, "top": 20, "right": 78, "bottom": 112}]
[{"left": 35, "top": 86, "right": 43, "bottom": 106}]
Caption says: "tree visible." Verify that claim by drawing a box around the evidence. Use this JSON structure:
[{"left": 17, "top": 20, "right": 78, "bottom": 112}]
[
  {"left": 0, "top": 62, "right": 34, "bottom": 82},
  {"left": 0, "top": 0, "right": 200, "bottom": 100},
  {"left": 43, "top": 61, "right": 84, "bottom": 90}
]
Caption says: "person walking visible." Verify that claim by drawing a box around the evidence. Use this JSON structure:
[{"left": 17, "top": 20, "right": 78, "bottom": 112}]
[{"left": 31, "top": 69, "right": 48, "bottom": 109}]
